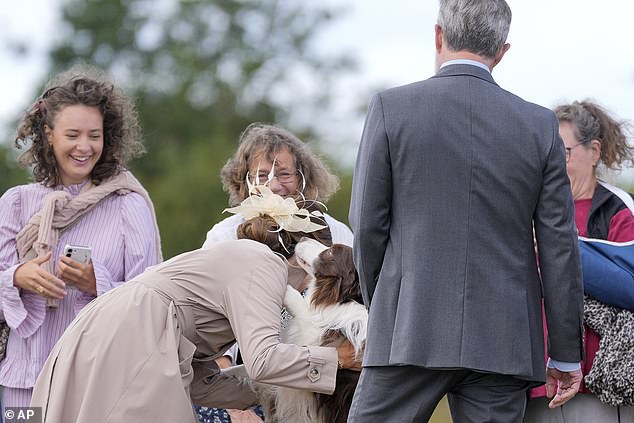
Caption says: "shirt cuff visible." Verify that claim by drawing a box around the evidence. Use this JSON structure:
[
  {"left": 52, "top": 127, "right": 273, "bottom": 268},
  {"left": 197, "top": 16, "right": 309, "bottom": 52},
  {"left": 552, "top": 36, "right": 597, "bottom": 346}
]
[
  {"left": 1, "top": 264, "right": 28, "bottom": 324},
  {"left": 1, "top": 263, "right": 46, "bottom": 337},
  {"left": 547, "top": 358, "right": 581, "bottom": 372},
  {"left": 223, "top": 343, "right": 239, "bottom": 362}
]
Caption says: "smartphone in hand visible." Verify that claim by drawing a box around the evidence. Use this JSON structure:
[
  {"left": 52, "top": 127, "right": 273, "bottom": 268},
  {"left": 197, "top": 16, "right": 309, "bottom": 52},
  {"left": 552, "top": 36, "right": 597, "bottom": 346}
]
[{"left": 63, "top": 244, "right": 92, "bottom": 264}]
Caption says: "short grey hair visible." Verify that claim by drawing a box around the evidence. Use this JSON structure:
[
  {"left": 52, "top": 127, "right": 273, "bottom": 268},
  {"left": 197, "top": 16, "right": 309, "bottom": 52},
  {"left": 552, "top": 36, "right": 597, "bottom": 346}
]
[{"left": 438, "top": 0, "right": 512, "bottom": 59}]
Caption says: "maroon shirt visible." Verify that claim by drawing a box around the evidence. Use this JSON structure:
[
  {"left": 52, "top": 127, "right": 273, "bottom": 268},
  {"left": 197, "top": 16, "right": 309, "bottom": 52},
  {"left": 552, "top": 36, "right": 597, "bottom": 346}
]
[{"left": 531, "top": 197, "right": 634, "bottom": 398}]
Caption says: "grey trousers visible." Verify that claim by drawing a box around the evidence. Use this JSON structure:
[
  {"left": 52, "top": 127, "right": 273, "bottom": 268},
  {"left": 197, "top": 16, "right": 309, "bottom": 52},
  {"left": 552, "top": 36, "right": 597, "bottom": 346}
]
[
  {"left": 524, "top": 395, "right": 634, "bottom": 423},
  {"left": 347, "top": 366, "right": 532, "bottom": 423}
]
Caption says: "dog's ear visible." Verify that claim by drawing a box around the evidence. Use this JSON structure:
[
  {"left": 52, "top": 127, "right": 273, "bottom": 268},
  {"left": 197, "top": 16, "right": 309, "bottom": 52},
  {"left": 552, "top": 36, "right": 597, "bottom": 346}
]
[
  {"left": 341, "top": 268, "right": 363, "bottom": 305},
  {"left": 310, "top": 274, "right": 340, "bottom": 307},
  {"left": 331, "top": 245, "right": 362, "bottom": 304},
  {"left": 310, "top": 245, "right": 363, "bottom": 307}
]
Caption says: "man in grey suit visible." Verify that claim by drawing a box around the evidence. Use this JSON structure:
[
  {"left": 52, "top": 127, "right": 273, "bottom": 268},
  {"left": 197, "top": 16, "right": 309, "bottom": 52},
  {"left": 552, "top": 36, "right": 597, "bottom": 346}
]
[{"left": 347, "top": 1, "right": 584, "bottom": 422}]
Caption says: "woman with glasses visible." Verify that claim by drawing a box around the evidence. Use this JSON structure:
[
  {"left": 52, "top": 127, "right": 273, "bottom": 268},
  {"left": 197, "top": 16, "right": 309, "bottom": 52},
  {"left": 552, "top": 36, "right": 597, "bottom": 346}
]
[
  {"left": 203, "top": 122, "right": 352, "bottom": 248},
  {"left": 197, "top": 123, "right": 353, "bottom": 422},
  {"left": 524, "top": 100, "right": 634, "bottom": 422}
]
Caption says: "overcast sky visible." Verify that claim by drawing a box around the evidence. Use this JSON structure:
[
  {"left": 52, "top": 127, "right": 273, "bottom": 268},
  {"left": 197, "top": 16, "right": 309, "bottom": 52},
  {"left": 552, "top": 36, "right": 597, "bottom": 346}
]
[{"left": 2, "top": 0, "right": 634, "bottom": 179}]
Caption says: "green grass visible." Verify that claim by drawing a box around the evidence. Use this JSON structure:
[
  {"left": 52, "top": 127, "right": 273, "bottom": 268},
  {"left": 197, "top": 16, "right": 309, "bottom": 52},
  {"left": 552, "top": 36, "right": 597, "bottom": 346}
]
[{"left": 430, "top": 397, "right": 452, "bottom": 422}]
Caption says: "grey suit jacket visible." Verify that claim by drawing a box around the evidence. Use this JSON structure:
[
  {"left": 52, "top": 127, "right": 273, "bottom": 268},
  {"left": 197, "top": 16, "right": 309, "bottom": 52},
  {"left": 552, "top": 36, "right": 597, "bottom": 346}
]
[{"left": 349, "top": 64, "right": 584, "bottom": 382}]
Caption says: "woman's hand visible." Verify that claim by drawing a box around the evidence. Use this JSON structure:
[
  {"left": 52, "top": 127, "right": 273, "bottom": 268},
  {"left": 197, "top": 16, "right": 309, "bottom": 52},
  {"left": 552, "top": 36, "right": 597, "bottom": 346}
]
[
  {"left": 215, "top": 356, "right": 233, "bottom": 370},
  {"left": 226, "top": 409, "right": 263, "bottom": 422},
  {"left": 336, "top": 339, "right": 363, "bottom": 371},
  {"left": 13, "top": 252, "right": 66, "bottom": 299},
  {"left": 56, "top": 255, "right": 97, "bottom": 296}
]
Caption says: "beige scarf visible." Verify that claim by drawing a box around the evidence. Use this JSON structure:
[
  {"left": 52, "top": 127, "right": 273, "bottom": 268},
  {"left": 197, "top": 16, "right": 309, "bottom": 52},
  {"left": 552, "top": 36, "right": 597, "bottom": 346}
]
[{"left": 16, "top": 170, "right": 162, "bottom": 282}]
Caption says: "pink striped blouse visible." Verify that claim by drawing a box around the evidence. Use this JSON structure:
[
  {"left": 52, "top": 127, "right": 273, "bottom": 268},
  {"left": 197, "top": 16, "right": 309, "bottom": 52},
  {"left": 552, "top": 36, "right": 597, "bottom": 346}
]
[{"left": 0, "top": 180, "right": 161, "bottom": 388}]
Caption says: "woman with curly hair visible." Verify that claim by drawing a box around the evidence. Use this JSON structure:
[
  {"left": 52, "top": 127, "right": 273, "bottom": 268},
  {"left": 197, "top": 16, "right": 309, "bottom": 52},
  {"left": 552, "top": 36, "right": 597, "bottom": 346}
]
[
  {"left": 0, "top": 65, "right": 162, "bottom": 408},
  {"left": 525, "top": 100, "right": 634, "bottom": 422},
  {"left": 199, "top": 123, "right": 353, "bottom": 422},
  {"left": 203, "top": 122, "right": 352, "bottom": 248}
]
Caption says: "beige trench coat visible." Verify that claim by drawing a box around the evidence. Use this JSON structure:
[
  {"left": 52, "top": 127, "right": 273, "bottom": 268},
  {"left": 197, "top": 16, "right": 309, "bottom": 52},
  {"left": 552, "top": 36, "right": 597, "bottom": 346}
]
[{"left": 31, "top": 240, "right": 337, "bottom": 423}]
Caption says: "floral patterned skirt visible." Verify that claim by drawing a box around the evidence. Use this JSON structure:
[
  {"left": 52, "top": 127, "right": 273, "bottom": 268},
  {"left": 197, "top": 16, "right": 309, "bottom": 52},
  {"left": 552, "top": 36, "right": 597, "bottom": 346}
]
[{"left": 195, "top": 405, "right": 265, "bottom": 423}]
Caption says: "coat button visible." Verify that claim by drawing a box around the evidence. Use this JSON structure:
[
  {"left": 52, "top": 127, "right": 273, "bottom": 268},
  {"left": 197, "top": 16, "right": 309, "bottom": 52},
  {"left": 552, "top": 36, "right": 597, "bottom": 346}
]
[{"left": 308, "top": 367, "right": 320, "bottom": 382}]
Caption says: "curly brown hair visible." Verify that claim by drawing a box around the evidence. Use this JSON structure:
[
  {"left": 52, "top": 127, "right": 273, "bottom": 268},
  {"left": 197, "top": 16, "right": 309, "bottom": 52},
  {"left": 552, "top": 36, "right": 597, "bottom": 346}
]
[
  {"left": 14, "top": 65, "right": 145, "bottom": 186},
  {"left": 220, "top": 123, "right": 340, "bottom": 206},
  {"left": 554, "top": 100, "right": 634, "bottom": 171}
]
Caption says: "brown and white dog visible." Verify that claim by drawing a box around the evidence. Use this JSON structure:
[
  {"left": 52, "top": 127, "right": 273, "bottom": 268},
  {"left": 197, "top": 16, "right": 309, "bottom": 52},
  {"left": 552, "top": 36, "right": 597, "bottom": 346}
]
[{"left": 259, "top": 238, "right": 367, "bottom": 423}]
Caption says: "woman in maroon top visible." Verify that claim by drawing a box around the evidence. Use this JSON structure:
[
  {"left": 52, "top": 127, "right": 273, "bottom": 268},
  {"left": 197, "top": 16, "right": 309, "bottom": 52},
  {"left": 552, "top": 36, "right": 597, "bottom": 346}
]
[{"left": 524, "top": 100, "right": 634, "bottom": 422}]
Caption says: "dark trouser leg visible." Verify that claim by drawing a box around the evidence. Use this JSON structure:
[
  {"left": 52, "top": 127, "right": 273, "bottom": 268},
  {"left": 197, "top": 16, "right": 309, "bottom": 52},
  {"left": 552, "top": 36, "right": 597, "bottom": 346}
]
[
  {"left": 447, "top": 371, "right": 532, "bottom": 423},
  {"left": 347, "top": 366, "right": 463, "bottom": 423}
]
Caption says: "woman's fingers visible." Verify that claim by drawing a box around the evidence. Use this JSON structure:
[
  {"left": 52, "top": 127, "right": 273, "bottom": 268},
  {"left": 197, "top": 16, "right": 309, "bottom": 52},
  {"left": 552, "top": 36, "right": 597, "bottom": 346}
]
[
  {"left": 13, "top": 253, "right": 67, "bottom": 298},
  {"left": 336, "top": 339, "right": 363, "bottom": 371},
  {"left": 56, "top": 256, "right": 83, "bottom": 282},
  {"left": 35, "top": 269, "right": 67, "bottom": 298},
  {"left": 57, "top": 256, "right": 96, "bottom": 294}
]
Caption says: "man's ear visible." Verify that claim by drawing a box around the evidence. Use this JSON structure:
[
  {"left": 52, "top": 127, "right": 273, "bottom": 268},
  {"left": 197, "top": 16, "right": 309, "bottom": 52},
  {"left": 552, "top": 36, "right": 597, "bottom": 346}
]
[
  {"left": 491, "top": 43, "right": 510, "bottom": 69},
  {"left": 435, "top": 24, "right": 443, "bottom": 53}
]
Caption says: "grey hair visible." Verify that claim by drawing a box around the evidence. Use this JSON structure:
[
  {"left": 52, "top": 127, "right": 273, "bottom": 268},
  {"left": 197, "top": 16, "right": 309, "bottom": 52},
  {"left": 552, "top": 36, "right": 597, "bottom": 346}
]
[
  {"left": 554, "top": 100, "right": 634, "bottom": 171},
  {"left": 437, "top": 0, "right": 512, "bottom": 59},
  {"left": 220, "top": 123, "right": 340, "bottom": 206}
]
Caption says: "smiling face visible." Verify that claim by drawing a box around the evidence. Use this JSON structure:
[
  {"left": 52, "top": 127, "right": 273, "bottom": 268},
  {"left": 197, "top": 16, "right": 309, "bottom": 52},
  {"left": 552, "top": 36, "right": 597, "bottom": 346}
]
[
  {"left": 45, "top": 104, "right": 104, "bottom": 186},
  {"left": 248, "top": 146, "right": 299, "bottom": 198}
]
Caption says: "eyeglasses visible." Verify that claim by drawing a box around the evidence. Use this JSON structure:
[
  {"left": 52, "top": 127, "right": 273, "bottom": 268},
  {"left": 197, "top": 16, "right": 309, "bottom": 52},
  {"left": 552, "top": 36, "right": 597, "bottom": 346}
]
[
  {"left": 255, "top": 170, "right": 298, "bottom": 184},
  {"left": 565, "top": 143, "right": 584, "bottom": 162}
]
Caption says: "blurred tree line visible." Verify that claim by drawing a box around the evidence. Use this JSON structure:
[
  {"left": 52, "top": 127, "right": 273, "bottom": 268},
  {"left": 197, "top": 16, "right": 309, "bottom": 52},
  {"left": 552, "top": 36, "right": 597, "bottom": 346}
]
[
  {"left": 0, "top": 0, "right": 359, "bottom": 259},
  {"left": 0, "top": 3, "right": 455, "bottom": 420}
]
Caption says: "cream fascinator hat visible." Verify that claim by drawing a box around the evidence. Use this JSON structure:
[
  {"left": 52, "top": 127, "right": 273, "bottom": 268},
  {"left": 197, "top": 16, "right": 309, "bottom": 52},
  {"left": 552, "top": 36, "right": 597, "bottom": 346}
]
[{"left": 223, "top": 166, "right": 327, "bottom": 234}]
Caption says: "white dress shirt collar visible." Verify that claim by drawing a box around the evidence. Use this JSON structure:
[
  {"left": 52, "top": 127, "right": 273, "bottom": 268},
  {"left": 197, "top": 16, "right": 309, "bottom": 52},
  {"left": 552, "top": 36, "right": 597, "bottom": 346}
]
[{"left": 440, "top": 59, "right": 490, "bottom": 74}]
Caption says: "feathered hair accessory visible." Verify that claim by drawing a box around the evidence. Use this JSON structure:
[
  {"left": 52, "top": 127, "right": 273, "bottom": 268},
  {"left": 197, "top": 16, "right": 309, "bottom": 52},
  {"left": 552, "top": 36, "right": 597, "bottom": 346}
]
[{"left": 223, "top": 163, "right": 327, "bottom": 234}]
